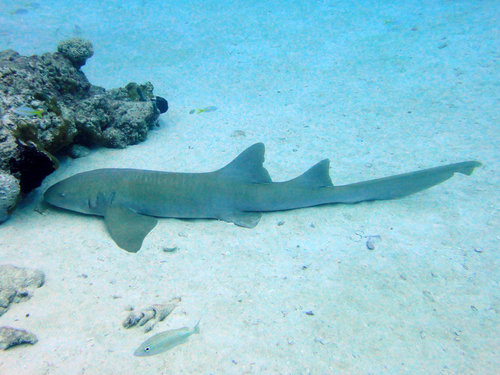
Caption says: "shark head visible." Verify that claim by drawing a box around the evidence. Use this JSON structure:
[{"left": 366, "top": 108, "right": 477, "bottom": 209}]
[
  {"left": 44, "top": 171, "right": 111, "bottom": 215},
  {"left": 44, "top": 175, "right": 89, "bottom": 214}
]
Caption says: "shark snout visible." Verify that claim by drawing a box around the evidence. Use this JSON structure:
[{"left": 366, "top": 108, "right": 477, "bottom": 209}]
[{"left": 43, "top": 183, "right": 63, "bottom": 206}]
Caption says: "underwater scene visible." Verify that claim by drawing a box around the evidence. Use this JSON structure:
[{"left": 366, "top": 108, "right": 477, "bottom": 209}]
[{"left": 0, "top": 0, "right": 498, "bottom": 374}]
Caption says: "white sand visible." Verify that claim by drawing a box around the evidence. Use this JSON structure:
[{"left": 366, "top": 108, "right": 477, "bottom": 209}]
[{"left": 0, "top": 1, "right": 498, "bottom": 374}]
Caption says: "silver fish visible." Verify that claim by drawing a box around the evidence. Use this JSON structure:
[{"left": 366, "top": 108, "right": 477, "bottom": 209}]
[{"left": 134, "top": 321, "right": 200, "bottom": 357}]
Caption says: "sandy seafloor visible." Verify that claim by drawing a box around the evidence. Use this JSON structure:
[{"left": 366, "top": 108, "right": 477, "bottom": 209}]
[{"left": 0, "top": 0, "right": 499, "bottom": 374}]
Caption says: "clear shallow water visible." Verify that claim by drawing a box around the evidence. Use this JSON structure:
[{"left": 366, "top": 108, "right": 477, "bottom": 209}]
[{"left": 0, "top": 1, "right": 498, "bottom": 374}]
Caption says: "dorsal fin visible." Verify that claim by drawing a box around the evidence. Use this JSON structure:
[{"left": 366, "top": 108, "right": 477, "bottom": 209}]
[
  {"left": 288, "top": 159, "right": 333, "bottom": 188},
  {"left": 218, "top": 143, "right": 272, "bottom": 183}
]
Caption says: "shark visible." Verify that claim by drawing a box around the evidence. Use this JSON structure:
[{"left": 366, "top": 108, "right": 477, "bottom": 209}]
[{"left": 44, "top": 143, "right": 481, "bottom": 252}]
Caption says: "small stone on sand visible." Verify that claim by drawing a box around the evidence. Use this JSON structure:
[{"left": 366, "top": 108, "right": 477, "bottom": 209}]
[{"left": 0, "top": 326, "right": 38, "bottom": 350}]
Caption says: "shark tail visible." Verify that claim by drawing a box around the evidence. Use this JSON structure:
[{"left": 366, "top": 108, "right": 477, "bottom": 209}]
[{"left": 328, "top": 160, "right": 482, "bottom": 204}]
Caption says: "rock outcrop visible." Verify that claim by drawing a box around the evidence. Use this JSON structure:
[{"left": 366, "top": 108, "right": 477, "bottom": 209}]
[
  {"left": 0, "top": 38, "right": 167, "bottom": 221},
  {"left": 0, "top": 264, "right": 45, "bottom": 317}
]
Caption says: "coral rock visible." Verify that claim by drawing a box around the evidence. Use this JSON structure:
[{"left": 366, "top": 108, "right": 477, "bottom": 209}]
[
  {"left": 0, "top": 265, "right": 45, "bottom": 317},
  {"left": 0, "top": 171, "right": 20, "bottom": 223},
  {"left": 57, "top": 38, "right": 94, "bottom": 69},
  {"left": 0, "top": 327, "right": 38, "bottom": 350},
  {"left": 0, "top": 40, "right": 163, "bottom": 216}
]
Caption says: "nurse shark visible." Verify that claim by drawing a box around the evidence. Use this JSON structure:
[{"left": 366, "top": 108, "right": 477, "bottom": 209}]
[{"left": 44, "top": 143, "right": 481, "bottom": 252}]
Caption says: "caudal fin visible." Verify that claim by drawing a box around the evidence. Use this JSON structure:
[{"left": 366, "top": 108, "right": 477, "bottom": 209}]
[
  {"left": 331, "top": 160, "right": 482, "bottom": 203},
  {"left": 454, "top": 161, "right": 482, "bottom": 176}
]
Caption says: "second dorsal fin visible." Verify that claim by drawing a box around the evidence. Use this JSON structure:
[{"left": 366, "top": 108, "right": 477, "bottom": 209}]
[
  {"left": 288, "top": 159, "right": 333, "bottom": 188},
  {"left": 217, "top": 143, "right": 272, "bottom": 183}
]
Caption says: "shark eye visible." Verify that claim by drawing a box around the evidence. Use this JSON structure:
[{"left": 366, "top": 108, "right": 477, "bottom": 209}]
[{"left": 145, "top": 347, "right": 150, "bottom": 351}]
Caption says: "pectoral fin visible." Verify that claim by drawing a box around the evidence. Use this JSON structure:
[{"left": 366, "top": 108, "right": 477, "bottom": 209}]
[{"left": 104, "top": 206, "right": 158, "bottom": 252}]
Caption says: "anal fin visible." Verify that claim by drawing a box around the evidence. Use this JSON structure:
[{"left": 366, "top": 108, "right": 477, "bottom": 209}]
[{"left": 104, "top": 205, "right": 158, "bottom": 252}]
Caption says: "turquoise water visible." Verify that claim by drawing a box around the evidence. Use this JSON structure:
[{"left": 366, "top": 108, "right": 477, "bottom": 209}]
[{"left": 0, "top": 1, "right": 498, "bottom": 374}]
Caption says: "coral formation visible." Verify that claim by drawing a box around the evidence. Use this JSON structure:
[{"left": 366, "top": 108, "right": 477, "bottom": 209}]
[
  {"left": 0, "top": 265, "right": 44, "bottom": 351},
  {"left": 0, "top": 327, "right": 38, "bottom": 350},
  {"left": 0, "top": 171, "right": 19, "bottom": 223},
  {"left": 0, "top": 264, "right": 45, "bottom": 317},
  {"left": 0, "top": 39, "right": 166, "bottom": 219},
  {"left": 56, "top": 38, "right": 94, "bottom": 68},
  {"left": 123, "top": 298, "right": 180, "bottom": 333}
]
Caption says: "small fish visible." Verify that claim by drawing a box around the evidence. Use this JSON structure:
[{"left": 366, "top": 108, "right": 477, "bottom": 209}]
[
  {"left": 197, "top": 106, "right": 217, "bottom": 114},
  {"left": 155, "top": 96, "right": 168, "bottom": 113},
  {"left": 73, "top": 24, "right": 83, "bottom": 36},
  {"left": 189, "top": 106, "right": 217, "bottom": 114},
  {"left": 134, "top": 321, "right": 200, "bottom": 357},
  {"left": 10, "top": 8, "right": 29, "bottom": 15},
  {"left": 13, "top": 105, "right": 44, "bottom": 118}
]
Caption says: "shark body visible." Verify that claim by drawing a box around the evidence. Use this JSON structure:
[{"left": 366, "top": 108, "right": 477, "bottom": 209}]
[{"left": 44, "top": 143, "right": 481, "bottom": 252}]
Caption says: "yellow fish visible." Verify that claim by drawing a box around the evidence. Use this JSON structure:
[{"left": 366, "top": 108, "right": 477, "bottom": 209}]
[
  {"left": 189, "top": 106, "right": 218, "bottom": 114},
  {"left": 13, "top": 105, "right": 44, "bottom": 118}
]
